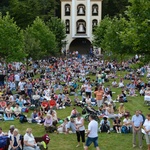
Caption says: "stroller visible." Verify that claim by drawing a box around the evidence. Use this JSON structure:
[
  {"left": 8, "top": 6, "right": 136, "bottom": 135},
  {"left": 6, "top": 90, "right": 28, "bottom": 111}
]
[{"left": 82, "top": 106, "right": 100, "bottom": 122}]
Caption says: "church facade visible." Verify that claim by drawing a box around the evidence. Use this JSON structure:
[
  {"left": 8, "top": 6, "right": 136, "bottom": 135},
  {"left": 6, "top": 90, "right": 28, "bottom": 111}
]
[{"left": 61, "top": 0, "right": 102, "bottom": 54}]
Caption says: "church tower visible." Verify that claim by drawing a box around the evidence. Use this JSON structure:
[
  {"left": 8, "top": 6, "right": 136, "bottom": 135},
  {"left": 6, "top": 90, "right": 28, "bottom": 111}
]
[{"left": 61, "top": 0, "right": 102, "bottom": 54}]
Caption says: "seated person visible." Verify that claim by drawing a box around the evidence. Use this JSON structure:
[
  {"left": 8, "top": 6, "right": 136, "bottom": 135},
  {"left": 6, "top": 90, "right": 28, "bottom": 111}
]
[
  {"left": 50, "top": 110, "right": 58, "bottom": 127},
  {"left": 9, "top": 128, "right": 22, "bottom": 150},
  {"left": 113, "top": 116, "right": 122, "bottom": 133},
  {"left": 56, "top": 98, "right": 64, "bottom": 109},
  {"left": 13, "top": 103, "right": 21, "bottom": 118},
  {"left": 118, "top": 103, "right": 125, "bottom": 118},
  {"left": 57, "top": 118, "right": 69, "bottom": 133},
  {"left": 117, "top": 90, "right": 127, "bottom": 102},
  {"left": 63, "top": 86, "right": 69, "bottom": 94},
  {"left": 0, "top": 127, "right": 5, "bottom": 136},
  {"left": 5, "top": 103, "right": 13, "bottom": 118},
  {"left": 118, "top": 81, "right": 124, "bottom": 88},
  {"left": 8, "top": 125, "right": 15, "bottom": 137},
  {"left": 41, "top": 99, "right": 49, "bottom": 113},
  {"left": 129, "top": 88, "right": 136, "bottom": 96},
  {"left": 100, "top": 117, "right": 110, "bottom": 133},
  {"left": 139, "top": 87, "right": 145, "bottom": 96},
  {"left": 106, "top": 103, "right": 117, "bottom": 119},
  {"left": 66, "top": 116, "right": 76, "bottom": 134},
  {"left": 112, "top": 80, "right": 118, "bottom": 87},
  {"left": 64, "top": 95, "right": 71, "bottom": 106},
  {"left": 23, "top": 128, "right": 40, "bottom": 150},
  {"left": 69, "top": 86, "right": 75, "bottom": 95},
  {"left": 49, "top": 98, "right": 56, "bottom": 109},
  {"left": 44, "top": 114, "right": 57, "bottom": 133},
  {"left": 31, "top": 110, "right": 38, "bottom": 123},
  {"left": 85, "top": 96, "right": 91, "bottom": 106},
  {"left": 74, "top": 95, "right": 82, "bottom": 106},
  {"left": 70, "top": 107, "right": 78, "bottom": 118},
  {"left": 0, "top": 99, "right": 7, "bottom": 112},
  {"left": 122, "top": 115, "right": 132, "bottom": 132}
]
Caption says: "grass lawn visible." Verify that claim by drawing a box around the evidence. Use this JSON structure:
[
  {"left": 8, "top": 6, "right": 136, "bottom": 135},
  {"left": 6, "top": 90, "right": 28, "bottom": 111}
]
[{"left": 1, "top": 71, "right": 150, "bottom": 150}]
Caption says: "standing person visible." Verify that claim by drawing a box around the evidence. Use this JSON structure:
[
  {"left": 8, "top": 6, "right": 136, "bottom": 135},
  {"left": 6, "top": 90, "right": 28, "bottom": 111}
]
[
  {"left": 84, "top": 115, "right": 100, "bottom": 150},
  {"left": 94, "top": 86, "right": 104, "bottom": 108},
  {"left": 75, "top": 113, "right": 85, "bottom": 148},
  {"left": 131, "top": 110, "right": 143, "bottom": 149},
  {"left": 143, "top": 114, "right": 150, "bottom": 150}
]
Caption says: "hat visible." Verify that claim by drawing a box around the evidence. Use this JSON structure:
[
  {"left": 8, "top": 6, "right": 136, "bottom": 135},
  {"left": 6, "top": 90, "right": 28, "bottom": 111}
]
[{"left": 10, "top": 125, "right": 15, "bottom": 129}]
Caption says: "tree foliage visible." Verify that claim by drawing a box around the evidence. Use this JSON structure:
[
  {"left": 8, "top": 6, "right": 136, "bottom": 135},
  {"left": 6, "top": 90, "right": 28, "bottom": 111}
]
[
  {"left": 102, "top": 0, "right": 129, "bottom": 18},
  {"left": 121, "top": 0, "right": 150, "bottom": 56},
  {"left": 46, "top": 17, "right": 66, "bottom": 52},
  {"left": 0, "top": 12, "right": 25, "bottom": 63},
  {"left": 9, "top": 0, "right": 58, "bottom": 29},
  {"left": 25, "top": 17, "right": 56, "bottom": 60}
]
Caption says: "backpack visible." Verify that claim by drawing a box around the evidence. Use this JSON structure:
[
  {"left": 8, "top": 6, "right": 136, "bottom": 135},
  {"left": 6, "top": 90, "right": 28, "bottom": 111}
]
[
  {"left": 82, "top": 109, "right": 86, "bottom": 115},
  {"left": 0, "top": 136, "right": 8, "bottom": 148},
  {"left": 121, "top": 126, "right": 128, "bottom": 134},
  {"left": 19, "top": 114, "right": 27, "bottom": 123}
]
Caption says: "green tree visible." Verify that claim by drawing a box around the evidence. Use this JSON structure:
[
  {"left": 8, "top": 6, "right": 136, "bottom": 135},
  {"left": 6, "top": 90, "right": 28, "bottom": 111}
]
[
  {"left": 46, "top": 17, "right": 66, "bottom": 52},
  {"left": 102, "top": 0, "right": 129, "bottom": 18},
  {"left": 98, "top": 17, "right": 131, "bottom": 62},
  {"left": 93, "top": 17, "right": 112, "bottom": 48},
  {"left": 121, "top": 0, "right": 150, "bottom": 61},
  {"left": 25, "top": 17, "right": 56, "bottom": 60},
  {"left": 0, "top": 12, "right": 25, "bottom": 63},
  {"left": 9, "top": 0, "right": 58, "bottom": 29}
]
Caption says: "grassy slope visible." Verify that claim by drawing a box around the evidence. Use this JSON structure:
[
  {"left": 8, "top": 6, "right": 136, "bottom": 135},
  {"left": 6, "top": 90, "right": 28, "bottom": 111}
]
[{"left": 1, "top": 71, "right": 149, "bottom": 150}]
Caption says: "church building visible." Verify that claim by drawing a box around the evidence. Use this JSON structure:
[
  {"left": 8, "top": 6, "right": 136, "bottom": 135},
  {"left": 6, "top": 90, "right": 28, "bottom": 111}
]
[{"left": 61, "top": 0, "right": 102, "bottom": 54}]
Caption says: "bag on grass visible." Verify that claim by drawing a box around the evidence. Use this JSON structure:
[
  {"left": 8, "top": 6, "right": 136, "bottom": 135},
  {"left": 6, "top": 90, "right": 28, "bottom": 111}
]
[
  {"left": 121, "top": 126, "right": 128, "bottom": 134},
  {"left": 0, "top": 136, "right": 8, "bottom": 148},
  {"left": 19, "top": 114, "right": 27, "bottom": 123}
]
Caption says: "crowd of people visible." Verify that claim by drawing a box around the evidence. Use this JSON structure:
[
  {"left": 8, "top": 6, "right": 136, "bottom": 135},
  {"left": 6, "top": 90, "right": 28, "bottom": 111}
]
[{"left": 0, "top": 54, "right": 150, "bottom": 150}]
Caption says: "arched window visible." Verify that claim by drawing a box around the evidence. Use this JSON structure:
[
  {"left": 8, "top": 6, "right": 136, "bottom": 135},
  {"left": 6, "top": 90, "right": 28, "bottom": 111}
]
[
  {"left": 92, "top": 19, "right": 98, "bottom": 32},
  {"left": 76, "top": 19, "right": 86, "bottom": 34},
  {"left": 65, "top": 20, "right": 70, "bottom": 34},
  {"left": 77, "top": 4, "right": 86, "bottom": 16},
  {"left": 65, "top": 4, "right": 70, "bottom": 16},
  {"left": 92, "top": 4, "right": 98, "bottom": 16}
]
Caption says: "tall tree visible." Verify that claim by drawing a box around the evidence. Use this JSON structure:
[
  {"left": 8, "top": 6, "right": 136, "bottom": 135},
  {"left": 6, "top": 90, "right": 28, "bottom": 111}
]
[
  {"left": 46, "top": 17, "right": 66, "bottom": 52},
  {"left": 102, "top": 0, "right": 129, "bottom": 18},
  {"left": 0, "top": 12, "right": 25, "bottom": 63},
  {"left": 25, "top": 17, "right": 56, "bottom": 60},
  {"left": 93, "top": 17, "right": 112, "bottom": 48},
  {"left": 9, "top": 0, "right": 58, "bottom": 29},
  {"left": 121, "top": 0, "right": 150, "bottom": 61}
]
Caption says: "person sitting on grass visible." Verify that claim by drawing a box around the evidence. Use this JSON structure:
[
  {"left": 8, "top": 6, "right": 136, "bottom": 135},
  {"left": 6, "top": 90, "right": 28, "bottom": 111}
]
[
  {"left": 118, "top": 103, "right": 125, "bottom": 118},
  {"left": 44, "top": 114, "right": 57, "bottom": 133},
  {"left": 129, "top": 88, "right": 137, "bottom": 96},
  {"left": 9, "top": 128, "right": 22, "bottom": 150},
  {"left": 31, "top": 109, "right": 38, "bottom": 123},
  {"left": 57, "top": 118, "right": 69, "bottom": 134},
  {"left": 23, "top": 128, "right": 40, "bottom": 150},
  {"left": 66, "top": 116, "right": 76, "bottom": 134},
  {"left": 99, "top": 117, "right": 110, "bottom": 134},
  {"left": 64, "top": 94, "right": 72, "bottom": 107},
  {"left": 5, "top": 103, "right": 13, "bottom": 118},
  {"left": 113, "top": 116, "right": 122, "bottom": 133},
  {"left": 0, "top": 127, "right": 5, "bottom": 136},
  {"left": 112, "top": 80, "right": 118, "bottom": 87},
  {"left": 70, "top": 107, "right": 78, "bottom": 118},
  {"left": 41, "top": 98, "right": 49, "bottom": 113},
  {"left": 13, "top": 103, "right": 21, "bottom": 118},
  {"left": 122, "top": 115, "right": 132, "bottom": 133}
]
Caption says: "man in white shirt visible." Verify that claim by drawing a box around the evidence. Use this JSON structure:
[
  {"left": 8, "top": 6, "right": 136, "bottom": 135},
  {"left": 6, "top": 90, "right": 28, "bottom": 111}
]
[{"left": 84, "top": 115, "right": 100, "bottom": 150}]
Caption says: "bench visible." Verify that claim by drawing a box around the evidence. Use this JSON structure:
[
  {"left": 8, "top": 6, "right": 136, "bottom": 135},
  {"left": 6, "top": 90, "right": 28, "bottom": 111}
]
[{"left": 4, "top": 137, "right": 46, "bottom": 150}]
